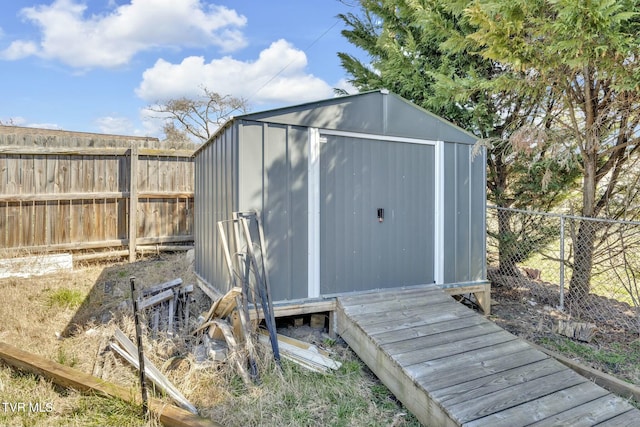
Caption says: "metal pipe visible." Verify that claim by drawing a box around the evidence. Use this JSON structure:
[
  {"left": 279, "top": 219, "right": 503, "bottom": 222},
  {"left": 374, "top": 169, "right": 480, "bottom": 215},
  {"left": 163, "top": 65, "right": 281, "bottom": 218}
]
[
  {"left": 559, "top": 217, "right": 565, "bottom": 311},
  {"left": 130, "top": 276, "right": 149, "bottom": 418}
]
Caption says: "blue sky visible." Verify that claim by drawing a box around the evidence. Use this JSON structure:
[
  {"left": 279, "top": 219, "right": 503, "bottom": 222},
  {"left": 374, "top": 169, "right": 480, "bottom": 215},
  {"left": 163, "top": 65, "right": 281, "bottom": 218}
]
[{"left": 0, "top": 0, "right": 364, "bottom": 138}]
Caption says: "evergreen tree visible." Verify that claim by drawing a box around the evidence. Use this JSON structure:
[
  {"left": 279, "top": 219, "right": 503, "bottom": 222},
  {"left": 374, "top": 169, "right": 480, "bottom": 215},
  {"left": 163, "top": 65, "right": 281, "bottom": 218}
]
[
  {"left": 466, "top": 0, "right": 640, "bottom": 297},
  {"left": 338, "top": 0, "right": 579, "bottom": 274}
]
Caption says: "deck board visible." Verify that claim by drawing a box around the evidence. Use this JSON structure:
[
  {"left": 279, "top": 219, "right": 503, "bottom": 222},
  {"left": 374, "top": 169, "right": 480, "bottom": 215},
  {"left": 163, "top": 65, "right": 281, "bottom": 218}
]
[
  {"left": 395, "top": 330, "right": 517, "bottom": 366},
  {"left": 432, "top": 358, "right": 567, "bottom": 405},
  {"left": 420, "top": 348, "right": 548, "bottom": 391},
  {"left": 336, "top": 286, "right": 640, "bottom": 426},
  {"left": 528, "top": 395, "right": 636, "bottom": 427},
  {"left": 371, "top": 313, "right": 487, "bottom": 342},
  {"left": 346, "top": 298, "right": 473, "bottom": 327},
  {"left": 359, "top": 306, "right": 476, "bottom": 334},
  {"left": 594, "top": 409, "right": 640, "bottom": 427},
  {"left": 466, "top": 382, "right": 611, "bottom": 427},
  {"left": 447, "top": 368, "right": 588, "bottom": 423},
  {"left": 380, "top": 321, "right": 503, "bottom": 355},
  {"left": 405, "top": 339, "right": 532, "bottom": 381}
]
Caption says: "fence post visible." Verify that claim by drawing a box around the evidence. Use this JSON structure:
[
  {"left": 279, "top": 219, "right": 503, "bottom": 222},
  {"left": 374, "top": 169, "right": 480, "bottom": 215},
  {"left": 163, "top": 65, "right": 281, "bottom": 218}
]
[
  {"left": 559, "top": 215, "right": 565, "bottom": 311},
  {"left": 128, "top": 145, "right": 138, "bottom": 263}
]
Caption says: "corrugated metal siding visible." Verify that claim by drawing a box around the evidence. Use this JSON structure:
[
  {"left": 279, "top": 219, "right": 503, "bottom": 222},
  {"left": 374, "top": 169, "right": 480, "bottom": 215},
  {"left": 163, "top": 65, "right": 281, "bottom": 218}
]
[
  {"left": 442, "top": 142, "right": 485, "bottom": 284},
  {"left": 470, "top": 147, "right": 487, "bottom": 281},
  {"left": 320, "top": 135, "right": 435, "bottom": 294},
  {"left": 194, "top": 124, "right": 237, "bottom": 294},
  {"left": 237, "top": 121, "right": 308, "bottom": 301}
]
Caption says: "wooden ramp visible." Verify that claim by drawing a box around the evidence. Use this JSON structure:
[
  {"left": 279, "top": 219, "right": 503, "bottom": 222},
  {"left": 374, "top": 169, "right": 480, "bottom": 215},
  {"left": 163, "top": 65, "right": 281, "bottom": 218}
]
[{"left": 336, "top": 286, "right": 640, "bottom": 427}]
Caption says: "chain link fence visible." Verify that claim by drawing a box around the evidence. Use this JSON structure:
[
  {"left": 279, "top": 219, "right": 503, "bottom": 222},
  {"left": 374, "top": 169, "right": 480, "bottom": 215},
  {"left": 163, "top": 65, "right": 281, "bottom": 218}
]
[{"left": 487, "top": 206, "right": 640, "bottom": 340}]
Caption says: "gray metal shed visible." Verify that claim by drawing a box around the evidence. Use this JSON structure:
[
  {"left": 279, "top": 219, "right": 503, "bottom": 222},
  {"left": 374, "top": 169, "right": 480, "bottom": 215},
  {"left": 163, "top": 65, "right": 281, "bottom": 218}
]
[{"left": 194, "top": 90, "right": 487, "bottom": 304}]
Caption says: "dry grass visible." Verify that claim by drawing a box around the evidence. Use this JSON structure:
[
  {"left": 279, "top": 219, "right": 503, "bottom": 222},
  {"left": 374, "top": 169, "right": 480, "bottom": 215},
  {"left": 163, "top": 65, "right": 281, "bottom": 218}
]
[{"left": 0, "top": 252, "right": 418, "bottom": 427}]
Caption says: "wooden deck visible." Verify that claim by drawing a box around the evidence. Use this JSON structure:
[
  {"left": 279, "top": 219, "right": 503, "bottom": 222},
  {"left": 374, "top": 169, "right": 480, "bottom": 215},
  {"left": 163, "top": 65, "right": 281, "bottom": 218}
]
[{"left": 336, "top": 286, "right": 640, "bottom": 426}]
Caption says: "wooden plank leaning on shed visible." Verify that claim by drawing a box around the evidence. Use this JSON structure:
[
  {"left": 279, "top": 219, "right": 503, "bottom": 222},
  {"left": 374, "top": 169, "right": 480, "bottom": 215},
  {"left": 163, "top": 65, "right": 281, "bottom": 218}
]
[{"left": 0, "top": 342, "right": 220, "bottom": 427}]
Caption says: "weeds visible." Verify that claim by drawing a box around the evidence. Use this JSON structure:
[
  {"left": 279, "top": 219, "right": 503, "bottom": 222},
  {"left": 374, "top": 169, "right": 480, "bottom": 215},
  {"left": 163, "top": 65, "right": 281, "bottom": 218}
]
[
  {"left": 55, "top": 346, "right": 78, "bottom": 368},
  {"left": 211, "top": 350, "right": 420, "bottom": 427},
  {"left": 540, "top": 336, "right": 640, "bottom": 373},
  {"left": 69, "top": 395, "right": 152, "bottom": 427},
  {"left": 0, "top": 366, "right": 151, "bottom": 427},
  {"left": 46, "top": 288, "right": 84, "bottom": 310}
]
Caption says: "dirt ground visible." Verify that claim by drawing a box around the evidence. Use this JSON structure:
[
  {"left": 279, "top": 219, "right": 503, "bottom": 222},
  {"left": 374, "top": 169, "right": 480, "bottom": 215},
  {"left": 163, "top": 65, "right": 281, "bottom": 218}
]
[{"left": 487, "top": 282, "right": 640, "bottom": 386}]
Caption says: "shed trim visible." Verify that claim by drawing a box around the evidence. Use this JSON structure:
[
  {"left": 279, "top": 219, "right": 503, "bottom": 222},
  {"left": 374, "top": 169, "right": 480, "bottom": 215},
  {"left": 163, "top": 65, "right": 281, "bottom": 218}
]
[
  {"left": 434, "top": 140, "right": 445, "bottom": 285},
  {"left": 319, "top": 128, "right": 438, "bottom": 146},
  {"left": 308, "top": 128, "right": 321, "bottom": 298},
  {"left": 313, "top": 128, "right": 442, "bottom": 297}
]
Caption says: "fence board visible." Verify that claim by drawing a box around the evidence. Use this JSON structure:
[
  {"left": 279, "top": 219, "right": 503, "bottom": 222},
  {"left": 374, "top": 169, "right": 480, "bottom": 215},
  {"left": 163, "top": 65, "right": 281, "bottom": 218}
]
[
  {"left": 34, "top": 156, "right": 46, "bottom": 193},
  {"left": 0, "top": 155, "right": 6, "bottom": 189},
  {"left": 0, "top": 144, "right": 194, "bottom": 258},
  {"left": 34, "top": 201, "right": 46, "bottom": 246}
]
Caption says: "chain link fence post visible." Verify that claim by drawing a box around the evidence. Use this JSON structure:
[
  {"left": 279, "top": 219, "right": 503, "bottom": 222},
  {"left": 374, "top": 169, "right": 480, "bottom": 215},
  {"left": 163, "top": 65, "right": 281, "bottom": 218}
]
[
  {"left": 559, "top": 214, "right": 565, "bottom": 311},
  {"left": 487, "top": 205, "right": 640, "bottom": 341}
]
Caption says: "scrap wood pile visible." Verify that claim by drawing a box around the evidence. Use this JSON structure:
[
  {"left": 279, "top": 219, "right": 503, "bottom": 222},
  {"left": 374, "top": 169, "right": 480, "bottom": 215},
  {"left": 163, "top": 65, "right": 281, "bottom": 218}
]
[
  {"left": 85, "top": 210, "right": 340, "bottom": 421},
  {"left": 136, "top": 277, "right": 193, "bottom": 336},
  {"left": 190, "top": 210, "right": 341, "bottom": 384},
  {"left": 193, "top": 286, "right": 259, "bottom": 385},
  {"left": 193, "top": 286, "right": 342, "bottom": 382}
]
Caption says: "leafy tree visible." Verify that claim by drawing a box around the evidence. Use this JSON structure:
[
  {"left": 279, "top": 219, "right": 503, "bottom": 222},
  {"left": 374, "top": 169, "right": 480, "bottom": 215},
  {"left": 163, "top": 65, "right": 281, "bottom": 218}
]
[
  {"left": 338, "top": 0, "right": 579, "bottom": 275},
  {"left": 149, "top": 87, "right": 249, "bottom": 143},
  {"left": 465, "top": 0, "right": 640, "bottom": 297}
]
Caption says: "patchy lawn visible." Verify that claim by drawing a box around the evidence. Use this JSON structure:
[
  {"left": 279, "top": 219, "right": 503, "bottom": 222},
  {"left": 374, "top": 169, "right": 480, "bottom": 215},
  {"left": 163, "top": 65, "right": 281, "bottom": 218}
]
[{"left": 0, "top": 253, "right": 418, "bottom": 427}]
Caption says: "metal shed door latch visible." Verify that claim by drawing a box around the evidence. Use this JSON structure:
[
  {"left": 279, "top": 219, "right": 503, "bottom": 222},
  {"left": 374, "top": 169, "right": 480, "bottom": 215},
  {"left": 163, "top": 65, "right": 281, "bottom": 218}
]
[{"left": 377, "top": 208, "right": 384, "bottom": 223}]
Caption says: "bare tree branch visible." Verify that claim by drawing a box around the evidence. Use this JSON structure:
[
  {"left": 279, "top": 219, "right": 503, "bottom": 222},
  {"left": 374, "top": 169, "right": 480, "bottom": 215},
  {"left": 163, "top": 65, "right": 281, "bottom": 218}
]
[{"left": 149, "top": 87, "right": 249, "bottom": 143}]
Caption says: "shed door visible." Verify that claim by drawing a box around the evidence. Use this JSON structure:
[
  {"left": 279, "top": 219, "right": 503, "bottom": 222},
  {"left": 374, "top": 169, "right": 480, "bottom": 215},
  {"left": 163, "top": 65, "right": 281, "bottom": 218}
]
[{"left": 319, "top": 134, "right": 435, "bottom": 295}]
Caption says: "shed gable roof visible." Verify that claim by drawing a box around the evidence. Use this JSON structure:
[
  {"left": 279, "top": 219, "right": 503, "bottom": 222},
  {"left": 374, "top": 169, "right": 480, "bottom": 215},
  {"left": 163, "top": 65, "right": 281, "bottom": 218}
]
[{"left": 238, "top": 90, "right": 477, "bottom": 144}]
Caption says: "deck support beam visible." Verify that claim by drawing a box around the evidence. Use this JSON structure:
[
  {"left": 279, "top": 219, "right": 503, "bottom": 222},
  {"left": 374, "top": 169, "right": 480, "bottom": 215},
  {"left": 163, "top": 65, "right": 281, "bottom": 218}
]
[{"left": 442, "top": 282, "right": 491, "bottom": 315}]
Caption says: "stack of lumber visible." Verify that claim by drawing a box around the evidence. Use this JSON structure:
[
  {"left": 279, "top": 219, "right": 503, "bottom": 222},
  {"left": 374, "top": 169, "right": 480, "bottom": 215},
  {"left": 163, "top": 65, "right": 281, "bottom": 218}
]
[{"left": 257, "top": 330, "right": 341, "bottom": 373}]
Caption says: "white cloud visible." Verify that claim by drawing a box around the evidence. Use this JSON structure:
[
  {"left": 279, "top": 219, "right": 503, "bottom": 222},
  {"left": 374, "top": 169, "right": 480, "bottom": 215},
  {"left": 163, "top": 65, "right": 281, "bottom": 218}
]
[
  {"left": 1, "top": 0, "right": 247, "bottom": 68},
  {"left": 27, "top": 122, "right": 63, "bottom": 130},
  {"left": 334, "top": 78, "right": 359, "bottom": 96},
  {"left": 0, "top": 117, "right": 63, "bottom": 130},
  {"left": 95, "top": 115, "right": 133, "bottom": 135},
  {"left": 0, "top": 116, "right": 27, "bottom": 126},
  {"left": 136, "top": 39, "right": 334, "bottom": 105},
  {"left": 1, "top": 40, "right": 39, "bottom": 60},
  {"left": 138, "top": 107, "right": 168, "bottom": 137}
]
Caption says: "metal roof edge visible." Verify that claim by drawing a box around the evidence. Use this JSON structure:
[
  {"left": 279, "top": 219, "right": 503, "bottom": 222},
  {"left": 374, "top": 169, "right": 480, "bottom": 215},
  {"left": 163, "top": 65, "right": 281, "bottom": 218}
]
[{"left": 192, "top": 116, "right": 237, "bottom": 158}]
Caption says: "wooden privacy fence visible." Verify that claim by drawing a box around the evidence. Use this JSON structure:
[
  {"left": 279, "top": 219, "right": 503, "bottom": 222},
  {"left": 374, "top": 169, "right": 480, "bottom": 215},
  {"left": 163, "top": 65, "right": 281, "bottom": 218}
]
[{"left": 0, "top": 145, "right": 194, "bottom": 262}]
